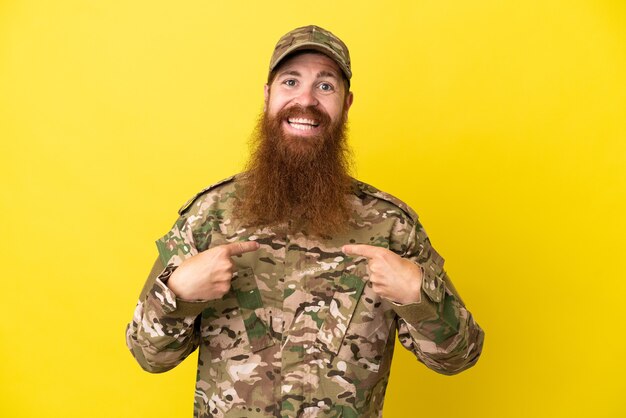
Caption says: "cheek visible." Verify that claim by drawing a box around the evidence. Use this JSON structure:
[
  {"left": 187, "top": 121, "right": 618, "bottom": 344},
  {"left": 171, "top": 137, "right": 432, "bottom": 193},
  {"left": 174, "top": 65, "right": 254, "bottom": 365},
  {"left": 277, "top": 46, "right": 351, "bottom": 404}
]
[
  {"left": 267, "top": 96, "right": 289, "bottom": 116},
  {"left": 327, "top": 101, "right": 345, "bottom": 122}
]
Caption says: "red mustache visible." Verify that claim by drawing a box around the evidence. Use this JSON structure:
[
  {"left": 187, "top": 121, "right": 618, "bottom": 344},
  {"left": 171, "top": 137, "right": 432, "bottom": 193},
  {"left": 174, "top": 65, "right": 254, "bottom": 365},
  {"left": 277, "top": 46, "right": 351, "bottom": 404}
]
[{"left": 277, "top": 105, "right": 331, "bottom": 127}]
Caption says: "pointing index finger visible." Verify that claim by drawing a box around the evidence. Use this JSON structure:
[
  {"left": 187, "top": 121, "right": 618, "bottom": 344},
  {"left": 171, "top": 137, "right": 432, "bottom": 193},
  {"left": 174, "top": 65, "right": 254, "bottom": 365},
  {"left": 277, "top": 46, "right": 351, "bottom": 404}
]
[
  {"left": 341, "top": 244, "right": 382, "bottom": 259},
  {"left": 223, "top": 241, "right": 260, "bottom": 256}
]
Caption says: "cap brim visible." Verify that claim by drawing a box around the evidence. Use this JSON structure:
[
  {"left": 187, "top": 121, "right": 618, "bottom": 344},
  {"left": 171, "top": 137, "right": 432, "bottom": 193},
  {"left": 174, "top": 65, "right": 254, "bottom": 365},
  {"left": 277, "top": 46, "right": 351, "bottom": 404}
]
[{"left": 269, "top": 42, "right": 352, "bottom": 80}]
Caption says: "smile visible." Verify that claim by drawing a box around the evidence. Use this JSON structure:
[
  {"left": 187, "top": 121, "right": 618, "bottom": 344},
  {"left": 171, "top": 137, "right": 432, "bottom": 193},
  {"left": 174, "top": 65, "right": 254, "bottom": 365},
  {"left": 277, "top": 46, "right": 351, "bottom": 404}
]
[{"left": 287, "top": 118, "right": 320, "bottom": 131}]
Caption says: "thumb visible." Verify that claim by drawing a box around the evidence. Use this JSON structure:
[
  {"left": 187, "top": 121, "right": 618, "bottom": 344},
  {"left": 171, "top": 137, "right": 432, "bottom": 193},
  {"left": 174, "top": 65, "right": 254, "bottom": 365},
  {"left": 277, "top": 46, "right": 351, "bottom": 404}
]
[{"left": 223, "top": 241, "right": 260, "bottom": 256}]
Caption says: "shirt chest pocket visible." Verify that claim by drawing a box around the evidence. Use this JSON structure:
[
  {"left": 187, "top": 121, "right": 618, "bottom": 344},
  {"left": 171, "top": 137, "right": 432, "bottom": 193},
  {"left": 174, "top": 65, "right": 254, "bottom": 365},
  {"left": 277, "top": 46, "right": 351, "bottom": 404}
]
[
  {"left": 314, "top": 262, "right": 395, "bottom": 373},
  {"left": 199, "top": 268, "right": 274, "bottom": 362}
]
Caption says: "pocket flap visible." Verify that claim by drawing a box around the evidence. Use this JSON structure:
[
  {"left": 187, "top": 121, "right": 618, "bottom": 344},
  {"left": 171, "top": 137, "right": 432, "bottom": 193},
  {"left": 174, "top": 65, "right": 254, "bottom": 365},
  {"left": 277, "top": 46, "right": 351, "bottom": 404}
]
[{"left": 421, "top": 266, "right": 445, "bottom": 303}]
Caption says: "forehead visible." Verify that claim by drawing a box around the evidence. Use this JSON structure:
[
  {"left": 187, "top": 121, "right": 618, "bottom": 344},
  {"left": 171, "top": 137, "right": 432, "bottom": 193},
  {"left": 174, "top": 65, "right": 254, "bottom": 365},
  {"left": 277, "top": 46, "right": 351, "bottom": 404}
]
[{"left": 273, "top": 52, "right": 341, "bottom": 78}]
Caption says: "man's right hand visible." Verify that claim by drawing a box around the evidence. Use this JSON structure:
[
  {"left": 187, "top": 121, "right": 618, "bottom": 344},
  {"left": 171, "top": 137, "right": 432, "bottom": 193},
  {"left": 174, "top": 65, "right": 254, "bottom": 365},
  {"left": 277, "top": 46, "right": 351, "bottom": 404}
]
[{"left": 166, "top": 241, "right": 260, "bottom": 301}]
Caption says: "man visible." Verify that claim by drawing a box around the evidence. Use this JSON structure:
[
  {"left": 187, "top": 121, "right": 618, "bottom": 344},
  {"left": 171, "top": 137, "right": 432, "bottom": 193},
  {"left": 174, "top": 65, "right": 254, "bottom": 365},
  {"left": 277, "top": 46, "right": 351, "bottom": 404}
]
[{"left": 126, "top": 25, "right": 484, "bottom": 418}]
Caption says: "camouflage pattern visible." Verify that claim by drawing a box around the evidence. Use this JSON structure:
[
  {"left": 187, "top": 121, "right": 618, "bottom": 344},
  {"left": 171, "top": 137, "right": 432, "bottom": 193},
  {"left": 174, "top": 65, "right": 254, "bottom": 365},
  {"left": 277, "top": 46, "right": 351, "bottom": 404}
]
[
  {"left": 269, "top": 25, "right": 352, "bottom": 81},
  {"left": 126, "top": 175, "right": 485, "bottom": 417}
]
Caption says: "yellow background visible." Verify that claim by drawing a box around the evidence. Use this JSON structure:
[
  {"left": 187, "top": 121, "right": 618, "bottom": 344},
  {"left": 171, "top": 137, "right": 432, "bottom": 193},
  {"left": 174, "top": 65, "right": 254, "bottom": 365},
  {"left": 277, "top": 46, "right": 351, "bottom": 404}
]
[{"left": 1, "top": 0, "right": 625, "bottom": 417}]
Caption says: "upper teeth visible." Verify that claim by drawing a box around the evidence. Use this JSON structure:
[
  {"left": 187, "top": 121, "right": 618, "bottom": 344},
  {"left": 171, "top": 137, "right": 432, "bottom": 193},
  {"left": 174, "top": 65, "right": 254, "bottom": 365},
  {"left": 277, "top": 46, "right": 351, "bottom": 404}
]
[{"left": 288, "top": 118, "right": 318, "bottom": 126}]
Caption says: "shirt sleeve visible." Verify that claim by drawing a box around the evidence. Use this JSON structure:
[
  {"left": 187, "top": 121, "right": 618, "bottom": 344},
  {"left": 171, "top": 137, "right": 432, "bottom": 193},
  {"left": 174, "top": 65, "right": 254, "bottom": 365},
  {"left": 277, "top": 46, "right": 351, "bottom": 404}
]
[
  {"left": 390, "top": 220, "right": 485, "bottom": 375},
  {"left": 125, "top": 217, "right": 210, "bottom": 373}
]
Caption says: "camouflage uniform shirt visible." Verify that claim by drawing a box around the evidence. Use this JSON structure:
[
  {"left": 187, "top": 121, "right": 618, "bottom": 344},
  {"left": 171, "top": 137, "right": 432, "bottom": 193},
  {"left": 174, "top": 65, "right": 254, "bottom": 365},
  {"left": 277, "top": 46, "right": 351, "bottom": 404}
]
[{"left": 126, "top": 175, "right": 485, "bottom": 417}]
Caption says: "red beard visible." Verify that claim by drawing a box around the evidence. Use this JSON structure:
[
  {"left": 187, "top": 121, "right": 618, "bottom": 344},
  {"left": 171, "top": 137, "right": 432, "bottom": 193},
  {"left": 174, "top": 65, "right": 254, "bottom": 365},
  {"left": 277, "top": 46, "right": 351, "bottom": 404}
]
[
  {"left": 270, "top": 104, "right": 332, "bottom": 158},
  {"left": 236, "top": 105, "right": 353, "bottom": 237}
]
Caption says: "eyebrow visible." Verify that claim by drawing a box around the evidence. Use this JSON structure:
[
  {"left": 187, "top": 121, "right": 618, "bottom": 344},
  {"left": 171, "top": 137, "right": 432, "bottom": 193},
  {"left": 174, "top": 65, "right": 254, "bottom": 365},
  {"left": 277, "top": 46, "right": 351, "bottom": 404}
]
[
  {"left": 317, "top": 70, "right": 339, "bottom": 80},
  {"left": 277, "top": 70, "right": 339, "bottom": 80}
]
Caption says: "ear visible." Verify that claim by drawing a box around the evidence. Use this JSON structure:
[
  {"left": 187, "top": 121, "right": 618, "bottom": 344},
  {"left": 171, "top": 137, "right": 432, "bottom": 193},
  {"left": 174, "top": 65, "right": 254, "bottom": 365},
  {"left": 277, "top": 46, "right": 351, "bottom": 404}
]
[
  {"left": 263, "top": 84, "right": 270, "bottom": 112},
  {"left": 344, "top": 91, "right": 354, "bottom": 112}
]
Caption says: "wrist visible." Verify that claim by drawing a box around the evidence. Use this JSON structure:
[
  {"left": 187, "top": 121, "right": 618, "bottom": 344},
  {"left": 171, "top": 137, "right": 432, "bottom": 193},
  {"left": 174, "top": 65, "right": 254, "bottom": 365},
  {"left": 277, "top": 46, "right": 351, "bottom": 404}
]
[
  {"left": 166, "top": 267, "right": 192, "bottom": 299},
  {"left": 397, "top": 264, "right": 423, "bottom": 304}
]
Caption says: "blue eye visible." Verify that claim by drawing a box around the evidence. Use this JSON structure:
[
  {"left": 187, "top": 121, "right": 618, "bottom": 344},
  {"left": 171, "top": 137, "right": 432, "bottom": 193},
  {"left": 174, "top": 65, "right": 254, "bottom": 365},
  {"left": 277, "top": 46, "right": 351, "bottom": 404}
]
[{"left": 319, "top": 82, "right": 334, "bottom": 92}]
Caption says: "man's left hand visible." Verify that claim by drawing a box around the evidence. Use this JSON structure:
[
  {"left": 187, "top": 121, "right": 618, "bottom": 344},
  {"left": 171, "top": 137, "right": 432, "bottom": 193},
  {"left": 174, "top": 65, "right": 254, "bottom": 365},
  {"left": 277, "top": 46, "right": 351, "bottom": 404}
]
[{"left": 342, "top": 244, "right": 423, "bottom": 305}]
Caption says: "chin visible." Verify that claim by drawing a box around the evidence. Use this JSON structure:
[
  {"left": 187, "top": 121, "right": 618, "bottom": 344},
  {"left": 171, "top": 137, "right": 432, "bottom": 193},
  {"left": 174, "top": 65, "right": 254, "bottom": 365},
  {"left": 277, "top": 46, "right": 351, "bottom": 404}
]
[{"left": 283, "top": 138, "right": 319, "bottom": 156}]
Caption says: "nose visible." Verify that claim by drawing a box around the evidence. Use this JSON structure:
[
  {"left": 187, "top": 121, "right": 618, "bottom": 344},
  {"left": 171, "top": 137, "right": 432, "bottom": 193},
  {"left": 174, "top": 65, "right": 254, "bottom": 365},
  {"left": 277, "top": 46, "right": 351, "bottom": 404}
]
[{"left": 294, "top": 87, "right": 319, "bottom": 107}]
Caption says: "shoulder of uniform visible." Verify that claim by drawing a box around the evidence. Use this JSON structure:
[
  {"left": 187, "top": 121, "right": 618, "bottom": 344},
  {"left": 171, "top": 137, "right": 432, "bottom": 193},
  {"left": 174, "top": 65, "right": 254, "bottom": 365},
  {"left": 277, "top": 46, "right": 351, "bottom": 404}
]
[
  {"left": 351, "top": 178, "right": 419, "bottom": 223},
  {"left": 177, "top": 174, "right": 239, "bottom": 215}
]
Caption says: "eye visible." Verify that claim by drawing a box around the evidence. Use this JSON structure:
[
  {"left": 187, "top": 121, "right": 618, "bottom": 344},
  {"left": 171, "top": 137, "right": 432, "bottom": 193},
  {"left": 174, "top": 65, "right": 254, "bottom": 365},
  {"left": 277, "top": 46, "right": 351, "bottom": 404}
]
[
  {"left": 319, "top": 82, "right": 334, "bottom": 92},
  {"left": 283, "top": 79, "right": 297, "bottom": 87}
]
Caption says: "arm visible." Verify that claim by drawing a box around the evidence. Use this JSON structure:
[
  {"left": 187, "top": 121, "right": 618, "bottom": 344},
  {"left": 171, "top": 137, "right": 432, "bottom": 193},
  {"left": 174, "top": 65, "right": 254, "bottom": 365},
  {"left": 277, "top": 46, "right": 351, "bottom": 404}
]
[
  {"left": 125, "top": 215, "right": 261, "bottom": 373},
  {"left": 125, "top": 218, "right": 208, "bottom": 373},
  {"left": 343, "top": 220, "right": 484, "bottom": 375},
  {"left": 391, "top": 221, "right": 485, "bottom": 375}
]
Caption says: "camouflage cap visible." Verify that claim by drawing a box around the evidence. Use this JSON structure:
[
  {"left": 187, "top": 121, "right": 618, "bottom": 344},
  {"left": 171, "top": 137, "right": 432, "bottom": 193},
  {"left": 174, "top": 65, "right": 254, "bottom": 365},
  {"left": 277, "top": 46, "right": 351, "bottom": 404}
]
[{"left": 269, "top": 25, "right": 352, "bottom": 81}]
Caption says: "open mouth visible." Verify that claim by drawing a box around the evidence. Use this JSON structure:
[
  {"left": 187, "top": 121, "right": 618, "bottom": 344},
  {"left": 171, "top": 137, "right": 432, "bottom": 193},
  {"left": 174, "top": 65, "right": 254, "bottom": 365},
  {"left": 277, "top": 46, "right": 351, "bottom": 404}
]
[{"left": 287, "top": 117, "right": 320, "bottom": 131}]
